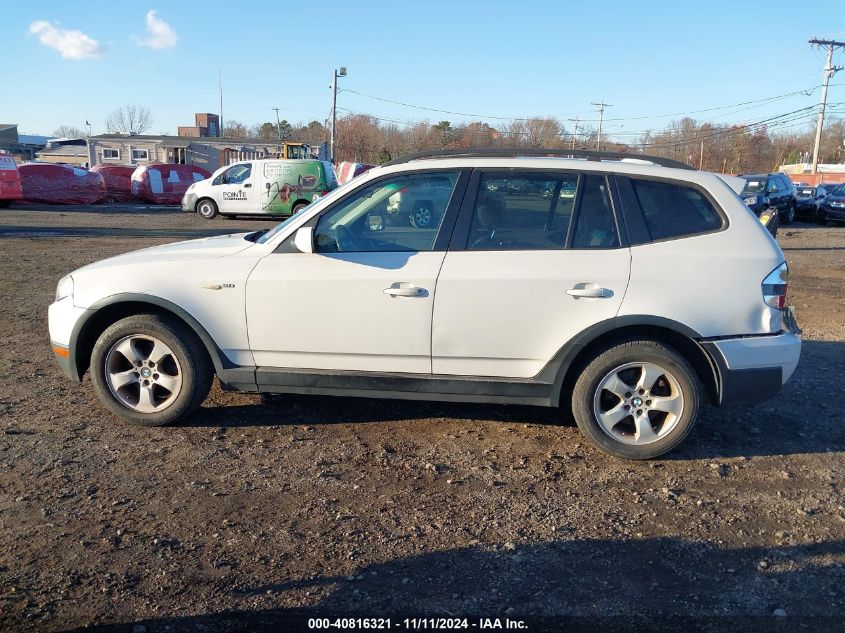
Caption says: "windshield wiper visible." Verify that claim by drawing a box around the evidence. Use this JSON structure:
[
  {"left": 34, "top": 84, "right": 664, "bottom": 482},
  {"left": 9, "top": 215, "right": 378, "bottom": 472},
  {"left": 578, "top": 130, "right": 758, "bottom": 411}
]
[{"left": 244, "top": 229, "right": 269, "bottom": 242}]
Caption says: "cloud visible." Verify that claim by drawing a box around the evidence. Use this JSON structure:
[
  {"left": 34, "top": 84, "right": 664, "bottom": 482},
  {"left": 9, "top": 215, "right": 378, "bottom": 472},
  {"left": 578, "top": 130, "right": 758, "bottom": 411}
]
[
  {"left": 136, "top": 10, "right": 177, "bottom": 50},
  {"left": 28, "top": 20, "right": 103, "bottom": 60}
]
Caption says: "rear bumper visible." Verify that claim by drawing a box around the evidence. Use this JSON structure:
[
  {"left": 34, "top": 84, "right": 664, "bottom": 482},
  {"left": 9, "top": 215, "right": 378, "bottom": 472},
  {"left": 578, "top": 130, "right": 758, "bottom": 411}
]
[{"left": 701, "top": 332, "right": 801, "bottom": 407}]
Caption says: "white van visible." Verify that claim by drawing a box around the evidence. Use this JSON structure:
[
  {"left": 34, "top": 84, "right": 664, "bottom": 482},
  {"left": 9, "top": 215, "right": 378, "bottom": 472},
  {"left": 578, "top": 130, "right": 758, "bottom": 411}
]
[{"left": 182, "top": 159, "right": 338, "bottom": 219}]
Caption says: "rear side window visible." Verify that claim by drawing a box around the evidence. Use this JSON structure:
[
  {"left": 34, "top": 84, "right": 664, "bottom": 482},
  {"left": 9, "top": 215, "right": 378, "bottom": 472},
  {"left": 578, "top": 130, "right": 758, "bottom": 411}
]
[
  {"left": 467, "top": 173, "right": 577, "bottom": 250},
  {"left": 571, "top": 175, "right": 619, "bottom": 249},
  {"left": 630, "top": 179, "right": 723, "bottom": 241}
]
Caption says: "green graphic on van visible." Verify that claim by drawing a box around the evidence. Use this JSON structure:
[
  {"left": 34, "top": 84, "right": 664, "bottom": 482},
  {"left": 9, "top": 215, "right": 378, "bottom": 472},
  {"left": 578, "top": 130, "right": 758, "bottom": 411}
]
[{"left": 262, "top": 162, "right": 323, "bottom": 214}]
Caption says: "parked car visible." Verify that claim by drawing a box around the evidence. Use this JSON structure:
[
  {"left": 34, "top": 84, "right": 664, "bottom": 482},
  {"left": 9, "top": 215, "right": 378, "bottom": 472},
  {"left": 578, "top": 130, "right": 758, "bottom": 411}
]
[
  {"left": 739, "top": 173, "right": 797, "bottom": 224},
  {"left": 817, "top": 183, "right": 845, "bottom": 225},
  {"left": 132, "top": 164, "right": 211, "bottom": 206},
  {"left": 385, "top": 173, "right": 455, "bottom": 228},
  {"left": 336, "top": 161, "right": 375, "bottom": 185},
  {"left": 793, "top": 184, "right": 825, "bottom": 221},
  {"left": 19, "top": 162, "right": 106, "bottom": 205},
  {"left": 0, "top": 151, "right": 22, "bottom": 207},
  {"left": 89, "top": 164, "right": 137, "bottom": 202},
  {"left": 183, "top": 159, "right": 338, "bottom": 219},
  {"left": 48, "top": 149, "right": 801, "bottom": 460}
]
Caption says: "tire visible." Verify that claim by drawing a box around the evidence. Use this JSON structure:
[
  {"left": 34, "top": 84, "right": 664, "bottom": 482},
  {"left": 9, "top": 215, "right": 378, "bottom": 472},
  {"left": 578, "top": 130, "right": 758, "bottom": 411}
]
[
  {"left": 196, "top": 198, "right": 218, "bottom": 220},
  {"left": 90, "top": 314, "right": 213, "bottom": 427},
  {"left": 409, "top": 202, "right": 434, "bottom": 228},
  {"left": 571, "top": 340, "right": 701, "bottom": 460},
  {"left": 781, "top": 203, "right": 795, "bottom": 225},
  {"left": 292, "top": 201, "right": 309, "bottom": 215}
]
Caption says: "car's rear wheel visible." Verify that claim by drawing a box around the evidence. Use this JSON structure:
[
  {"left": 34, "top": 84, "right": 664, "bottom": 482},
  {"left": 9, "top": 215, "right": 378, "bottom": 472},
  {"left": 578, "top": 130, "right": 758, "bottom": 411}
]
[
  {"left": 196, "top": 199, "right": 218, "bottom": 220},
  {"left": 571, "top": 340, "right": 701, "bottom": 460},
  {"left": 292, "top": 201, "right": 309, "bottom": 215},
  {"left": 90, "top": 314, "right": 213, "bottom": 426}
]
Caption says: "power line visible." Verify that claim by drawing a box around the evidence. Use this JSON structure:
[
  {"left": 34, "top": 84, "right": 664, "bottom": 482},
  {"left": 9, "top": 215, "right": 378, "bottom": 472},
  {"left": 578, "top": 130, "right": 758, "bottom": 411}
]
[
  {"left": 341, "top": 83, "right": 841, "bottom": 125},
  {"left": 634, "top": 105, "right": 823, "bottom": 151}
]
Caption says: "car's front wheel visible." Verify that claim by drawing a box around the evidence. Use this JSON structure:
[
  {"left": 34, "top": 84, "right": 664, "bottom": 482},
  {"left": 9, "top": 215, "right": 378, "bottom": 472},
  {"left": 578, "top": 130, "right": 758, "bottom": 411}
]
[
  {"left": 90, "top": 314, "right": 213, "bottom": 426},
  {"left": 571, "top": 340, "right": 701, "bottom": 460},
  {"left": 782, "top": 203, "right": 795, "bottom": 225},
  {"left": 196, "top": 198, "right": 218, "bottom": 220}
]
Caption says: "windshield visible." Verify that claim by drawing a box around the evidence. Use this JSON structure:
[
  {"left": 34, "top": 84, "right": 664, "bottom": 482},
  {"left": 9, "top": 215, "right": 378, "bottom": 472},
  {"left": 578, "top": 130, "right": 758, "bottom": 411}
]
[
  {"left": 255, "top": 213, "right": 303, "bottom": 244},
  {"left": 741, "top": 178, "right": 766, "bottom": 194},
  {"left": 829, "top": 185, "right": 845, "bottom": 196}
]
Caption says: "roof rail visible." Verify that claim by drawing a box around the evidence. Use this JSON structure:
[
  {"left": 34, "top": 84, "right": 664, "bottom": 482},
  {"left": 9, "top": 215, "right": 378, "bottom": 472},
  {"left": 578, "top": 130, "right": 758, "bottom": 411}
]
[{"left": 383, "top": 147, "right": 695, "bottom": 170}]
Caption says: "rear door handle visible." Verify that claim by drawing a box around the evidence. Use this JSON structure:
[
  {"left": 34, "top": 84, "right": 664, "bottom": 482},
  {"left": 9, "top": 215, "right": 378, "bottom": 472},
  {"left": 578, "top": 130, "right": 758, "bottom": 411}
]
[
  {"left": 384, "top": 285, "right": 427, "bottom": 297},
  {"left": 567, "top": 285, "right": 613, "bottom": 298}
]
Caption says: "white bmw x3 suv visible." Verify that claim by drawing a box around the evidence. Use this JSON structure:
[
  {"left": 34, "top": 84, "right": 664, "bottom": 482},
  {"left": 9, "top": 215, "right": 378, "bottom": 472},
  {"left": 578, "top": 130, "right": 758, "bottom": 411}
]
[{"left": 48, "top": 149, "right": 801, "bottom": 459}]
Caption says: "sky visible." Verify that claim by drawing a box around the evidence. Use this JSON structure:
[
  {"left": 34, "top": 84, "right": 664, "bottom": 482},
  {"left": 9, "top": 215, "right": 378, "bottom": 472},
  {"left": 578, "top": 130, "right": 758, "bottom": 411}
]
[{"left": 4, "top": 0, "right": 845, "bottom": 141}]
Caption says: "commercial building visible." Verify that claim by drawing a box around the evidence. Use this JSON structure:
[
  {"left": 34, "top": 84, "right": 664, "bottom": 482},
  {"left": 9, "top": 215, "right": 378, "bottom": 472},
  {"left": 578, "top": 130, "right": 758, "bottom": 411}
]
[{"left": 86, "top": 134, "right": 328, "bottom": 174}]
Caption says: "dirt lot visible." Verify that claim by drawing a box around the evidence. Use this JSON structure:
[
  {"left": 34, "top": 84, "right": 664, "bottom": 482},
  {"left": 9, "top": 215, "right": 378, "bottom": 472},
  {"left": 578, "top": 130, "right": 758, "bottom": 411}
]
[{"left": 0, "top": 205, "right": 843, "bottom": 632}]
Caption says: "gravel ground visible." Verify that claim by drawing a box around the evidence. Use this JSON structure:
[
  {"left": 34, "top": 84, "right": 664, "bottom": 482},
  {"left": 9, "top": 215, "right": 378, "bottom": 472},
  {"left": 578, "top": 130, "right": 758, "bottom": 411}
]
[{"left": 0, "top": 207, "right": 843, "bottom": 632}]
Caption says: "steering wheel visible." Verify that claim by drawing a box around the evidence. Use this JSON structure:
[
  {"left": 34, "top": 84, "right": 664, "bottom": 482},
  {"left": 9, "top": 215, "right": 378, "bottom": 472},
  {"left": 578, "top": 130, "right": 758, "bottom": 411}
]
[
  {"left": 334, "top": 224, "right": 363, "bottom": 252},
  {"left": 469, "top": 229, "right": 499, "bottom": 250}
]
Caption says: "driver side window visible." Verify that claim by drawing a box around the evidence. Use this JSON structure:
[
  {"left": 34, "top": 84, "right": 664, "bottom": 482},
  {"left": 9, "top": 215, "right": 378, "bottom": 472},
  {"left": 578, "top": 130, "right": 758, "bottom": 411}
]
[
  {"left": 314, "top": 171, "right": 459, "bottom": 253},
  {"left": 212, "top": 163, "right": 251, "bottom": 186}
]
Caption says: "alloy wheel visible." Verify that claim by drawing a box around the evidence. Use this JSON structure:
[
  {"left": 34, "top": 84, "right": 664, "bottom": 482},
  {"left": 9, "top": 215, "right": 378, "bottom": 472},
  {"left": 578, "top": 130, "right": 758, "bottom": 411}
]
[
  {"left": 104, "top": 335, "right": 183, "bottom": 413},
  {"left": 592, "top": 361, "right": 684, "bottom": 445},
  {"left": 413, "top": 206, "right": 432, "bottom": 227}
]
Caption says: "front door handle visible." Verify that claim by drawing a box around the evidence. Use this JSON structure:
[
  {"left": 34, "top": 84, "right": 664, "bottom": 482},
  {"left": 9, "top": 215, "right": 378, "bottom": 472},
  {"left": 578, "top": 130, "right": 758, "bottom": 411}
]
[
  {"left": 384, "top": 284, "right": 427, "bottom": 297},
  {"left": 243, "top": 183, "right": 252, "bottom": 188},
  {"left": 567, "top": 285, "right": 613, "bottom": 298}
]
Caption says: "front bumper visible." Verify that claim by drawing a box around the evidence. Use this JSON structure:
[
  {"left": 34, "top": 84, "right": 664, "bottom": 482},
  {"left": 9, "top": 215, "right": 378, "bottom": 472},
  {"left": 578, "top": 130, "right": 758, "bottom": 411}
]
[
  {"left": 181, "top": 192, "right": 198, "bottom": 212},
  {"left": 701, "top": 331, "right": 801, "bottom": 407},
  {"left": 48, "top": 296, "right": 92, "bottom": 381},
  {"left": 820, "top": 204, "right": 845, "bottom": 220}
]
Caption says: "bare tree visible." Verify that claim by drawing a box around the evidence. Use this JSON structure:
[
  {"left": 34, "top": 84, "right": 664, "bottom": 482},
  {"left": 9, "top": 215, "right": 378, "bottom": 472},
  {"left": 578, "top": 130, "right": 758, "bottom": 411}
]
[
  {"left": 222, "top": 120, "right": 248, "bottom": 139},
  {"left": 105, "top": 105, "right": 152, "bottom": 135},
  {"left": 53, "top": 125, "right": 86, "bottom": 138}
]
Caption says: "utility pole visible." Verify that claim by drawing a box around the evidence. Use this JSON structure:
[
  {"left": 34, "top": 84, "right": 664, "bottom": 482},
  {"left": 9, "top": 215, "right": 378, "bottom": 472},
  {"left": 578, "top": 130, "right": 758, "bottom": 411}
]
[
  {"left": 809, "top": 38, "right": 845, "bottom": 173},
  {"left": 591, "top": 101, "right": 612, "bottom": 150},
  {"left": 568, "top": 115, "right": 580, "bottom": 150},
  {"left": 219, "top": 70, "right": 224, "bottom": 138},
  {"left": 272, "top": 107, "right": 281, "bottom": 140},
  {"left": 699, "top": 140, "right": 705, "bottom": 170},
  {"left": 330, "top": 67, "right": 347, "bottom": 162}
]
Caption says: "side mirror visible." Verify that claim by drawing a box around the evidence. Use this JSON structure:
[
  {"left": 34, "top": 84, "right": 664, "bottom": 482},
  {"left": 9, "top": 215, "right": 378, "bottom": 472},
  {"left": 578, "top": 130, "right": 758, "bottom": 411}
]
[
  {"left": 265, "top": 182, "right": 272, "bottom": 190},
  {"left": 293, "top": 226, "right": 314, "bottom": 254}
]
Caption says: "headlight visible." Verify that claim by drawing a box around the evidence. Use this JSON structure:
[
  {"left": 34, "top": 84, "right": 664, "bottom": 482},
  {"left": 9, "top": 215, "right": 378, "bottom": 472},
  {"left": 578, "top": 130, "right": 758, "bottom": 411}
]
[
  {"left": 744, "top": 196, "right": 758, "bottom": 206},
  {"left": 55, "top": 275, "right": 74, "bottom": 302}
]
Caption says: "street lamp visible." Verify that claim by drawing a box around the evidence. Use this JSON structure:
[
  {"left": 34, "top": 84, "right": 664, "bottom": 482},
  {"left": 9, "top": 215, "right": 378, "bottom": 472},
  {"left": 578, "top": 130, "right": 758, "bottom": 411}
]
[{"left": 330, "top": 66, "right": 347, "bottom": 162}]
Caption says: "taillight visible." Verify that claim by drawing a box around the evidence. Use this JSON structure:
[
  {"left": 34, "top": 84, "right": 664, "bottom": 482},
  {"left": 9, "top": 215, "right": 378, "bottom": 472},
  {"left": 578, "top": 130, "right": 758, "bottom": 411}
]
[
  {"left": 762, "top": 263, "right": 788, "bottom": 309},
  {"left": 320, "top": 190, "right": 328, "bottom": 196}
]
